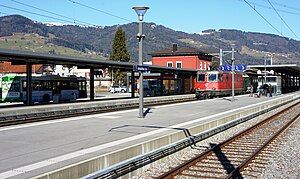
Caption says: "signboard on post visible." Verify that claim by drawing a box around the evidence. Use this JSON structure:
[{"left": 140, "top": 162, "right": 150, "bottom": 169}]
[
  {"left": 133, "top": 65, "right": 149, "bottom": 72},
  {"left": 219, "top": 64, "right": 246, "bottom": 72},
  {"left": 235, "top": 64, "right": 247, "bottom": 71}
]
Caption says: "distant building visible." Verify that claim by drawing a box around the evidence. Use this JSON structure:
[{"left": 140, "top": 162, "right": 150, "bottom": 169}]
[
  {"left": 0, "top": 61, "right": 111, "bottom": 90},
  {"left": 149, "top": 44, "right": 212, "bottom": 70},
  {"left": 0, "top": 61, "right": 43, "bottom": 76}
]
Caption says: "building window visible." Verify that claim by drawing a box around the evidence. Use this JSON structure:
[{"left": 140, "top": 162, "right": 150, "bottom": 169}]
[
  {"left": 176, "top": 61, "right": 182, "bottom": 68},
  {"left": 200, "top": 62, "right": 203, "bottom": 70},
  {"left": 208, "top": 62, "right": 211, "bottom": 70},
  {"left": 167, "top": 62, "right": 173, "bottom": 67}
]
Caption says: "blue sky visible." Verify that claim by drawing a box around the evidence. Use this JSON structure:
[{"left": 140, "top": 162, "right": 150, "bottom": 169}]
[{"left": 0, "top": 0, "right": 299, "bottom": 40}]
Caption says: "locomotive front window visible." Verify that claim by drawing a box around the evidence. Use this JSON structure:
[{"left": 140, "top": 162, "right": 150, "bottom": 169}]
[
  {"left": 197, "top": 74, "right": 205, "bottom": 82},
  {"left": 208, "top": 74, "right": 217, "bottom": 82}
]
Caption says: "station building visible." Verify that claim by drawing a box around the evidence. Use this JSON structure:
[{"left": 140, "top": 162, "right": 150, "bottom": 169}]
[
  {"left": 146, "top": 45, "right": 213, "bottom": 94},
  {"left": 150, "top": 44, "right": 213, "bottom": 70}
]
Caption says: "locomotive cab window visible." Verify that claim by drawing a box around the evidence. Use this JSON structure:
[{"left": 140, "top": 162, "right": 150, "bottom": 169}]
[
  {"left": 197, "top": 74, "right": 205, "bottom": 82},
  {"left": 208, "top": 74, "right": 217, "bottom": 82},
  {"left": 207, "top": 73, "right": 222, "bottom": 82}
]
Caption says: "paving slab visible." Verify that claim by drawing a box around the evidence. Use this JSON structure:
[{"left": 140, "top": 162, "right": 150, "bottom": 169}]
[{"left": 0, "top": 92, "right": 299, "bottom": 178}]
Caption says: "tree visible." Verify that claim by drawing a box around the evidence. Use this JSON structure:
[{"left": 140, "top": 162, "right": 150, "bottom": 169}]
[
  {"left": 109, "top": 28, "right": 131, "bottom": 85},
  {"left": 210, "top": 57, "right": 220, "bottom": 70}
]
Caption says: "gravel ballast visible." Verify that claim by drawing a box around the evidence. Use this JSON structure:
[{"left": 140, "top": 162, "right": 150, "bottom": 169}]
[{"left": 259, "top": 116, "right": 300, "bottom": 178}]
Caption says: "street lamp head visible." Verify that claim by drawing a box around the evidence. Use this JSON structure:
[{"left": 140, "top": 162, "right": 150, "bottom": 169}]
[{"left": 132, "top": 6, "right": 149, "bottom": 21}]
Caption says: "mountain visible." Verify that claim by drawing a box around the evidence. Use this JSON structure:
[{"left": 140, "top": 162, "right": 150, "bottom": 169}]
[{"left": 0, "top": 15, "right": 299, "bottom": 65}]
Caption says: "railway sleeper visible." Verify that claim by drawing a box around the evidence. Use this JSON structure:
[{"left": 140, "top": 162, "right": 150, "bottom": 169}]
[
  {"left": 210, "top": 153, "right": 250, "bottom": 159},
  {"left": 238, "top": 138, "right": 269, "bottom": 142},
  {"left": 176, "top": 171, "right": 222, "bottom": 179},
  {"left": 180, "top": 170, "right": 225, "bottom": 178},
  {"left": 248, "top": 163, "right": 267, "bottom": 168},
  {"left": 241, "top": 171, "right": 261, "bottom": 178},
  {"left": 243, "top": 166, "right": 264, "bottom": 174},
  {"left": 195, "top": 162, "right": 238, "bottom": 170},
  {"left": 254, "top": 156, "right": 273, "bottom": 161},
  {"left": 211, "top": 153, "right": 252, "bottom": 162},
  {"left": 258, "top": 152, "right": 274, "bottom": 157},
  {"left": 260, "top": 151, "right": 275, "bottom": 156},
  {"left": 230, "top": 140, "right": 260, "bottom": 144},
  {"left": 222, "top": 147, "right": 256, "bottom": 152},
  {"left": 251, "top": 160, "right": 269, "bottom": 165},
  {"left": 225, "top": 145, "right": 258, "bottom": 150},
  {"left": 219, "top": 150, "right": 253, "bottom": 155},
  {"left": 227, "top": 142, "right": 259, "bottom": 146},
  {"left": 224, "top": 146, "right": 258, "bottom": 152},
  {"left": 233, "top": 138, "right": 269, "bottom": 143},
  {"left": 206, "top": 155, "right": 245, "bottom": 162},
  {"left": 201, "top": 159, "right": 241, "bottom": 166},
  {"left": 188, "top": 166, "right": 227, "bottom": 174}
]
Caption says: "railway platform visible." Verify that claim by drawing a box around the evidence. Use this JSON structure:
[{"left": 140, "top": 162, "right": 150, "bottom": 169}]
[{"left": 0, "top": 92, "right": 299, "bottom": 179}]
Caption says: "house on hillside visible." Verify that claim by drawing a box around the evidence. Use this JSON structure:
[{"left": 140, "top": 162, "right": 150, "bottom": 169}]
[{"left": 149, "top": 44, "right": 213, "bottom": 70}]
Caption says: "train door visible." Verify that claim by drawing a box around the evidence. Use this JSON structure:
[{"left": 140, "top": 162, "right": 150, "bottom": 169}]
[
  {"left": 78, "top": 80, "right": 87, "bottom": 98},
  {"left": 52, "top": 81, "right": 61, "bottom": 102}
]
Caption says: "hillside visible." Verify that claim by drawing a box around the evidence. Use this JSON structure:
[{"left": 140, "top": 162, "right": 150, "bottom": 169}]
[
  {"left": 0, "top": 15, "right": 299, "bottom": 65},
  {"left": 0, "top": 33, "right": 106, "bottom": 60}
]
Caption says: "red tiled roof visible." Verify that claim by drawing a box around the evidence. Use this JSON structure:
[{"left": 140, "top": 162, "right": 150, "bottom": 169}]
[
  {"left": 0, "top": 61, "right": 43, "bottom": 73},
  {"left": 149, "top": 47, "right": 213, "bottom": 61},
  {"left": 149, "top": 47, "right": 212, "bottom": 58}
]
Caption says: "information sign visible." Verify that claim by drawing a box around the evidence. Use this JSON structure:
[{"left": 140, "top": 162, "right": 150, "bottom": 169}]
[{"left": 133, "top": 65, "right": 149, "bottom": 72}]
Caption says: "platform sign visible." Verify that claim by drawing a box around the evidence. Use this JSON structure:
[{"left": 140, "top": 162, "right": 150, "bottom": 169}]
[
  {"left": 219, "top": 65, "right": 232, "bottom": 71},
  {"left": 219, "top": 64, "right": 246, "bottom": 72},
  {"left": 133, "top": 65, "right": 149, "bottom": 72},
  {"left": 235, "top": 64, "right": 247, "bottom": 71}
]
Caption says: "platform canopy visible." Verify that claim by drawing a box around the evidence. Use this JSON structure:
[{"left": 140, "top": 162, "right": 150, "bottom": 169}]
[
  {"left": 247, "top": 64, "right": 300, "bottom": 76},
  {"left": 0, "top": 48, "right": 197, "bottom": 74}
]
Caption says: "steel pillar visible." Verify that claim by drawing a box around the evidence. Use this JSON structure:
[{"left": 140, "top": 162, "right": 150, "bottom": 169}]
[
  {"left": 26, "top": 62, "right": 32, "bottom": 105},
  {"left": 90, "top": 67, "right": 95, "bottom": 101},
  {"left": 131, "top": 70, "right": 135, "bottom": 98}
]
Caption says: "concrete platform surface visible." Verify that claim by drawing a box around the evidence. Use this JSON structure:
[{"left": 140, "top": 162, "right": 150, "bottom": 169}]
[
  {"left": 0, "top": 94, "right": 195, "bottom": 117},
  {"left": 0, "top": 92, "right": 299, "bottom": 178}
]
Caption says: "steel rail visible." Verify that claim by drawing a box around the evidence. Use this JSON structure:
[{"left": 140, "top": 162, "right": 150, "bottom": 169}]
[
  {"left": 227, "top": 111, "right": 300, "bottom": 178},
  {"left": 158, "top": 101, "right": 300, "bottom": 179}
]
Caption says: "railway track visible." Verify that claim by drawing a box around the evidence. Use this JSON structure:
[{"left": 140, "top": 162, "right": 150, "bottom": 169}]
[
  {"left": 0, "top": 95, "right": 195, "bottom": 127},
  {"left": 158, "top": 102, "right": 300, "bottom": 179}
]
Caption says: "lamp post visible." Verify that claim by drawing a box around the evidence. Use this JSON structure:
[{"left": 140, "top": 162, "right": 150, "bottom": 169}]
[
  {"left": 264, "top": 55, "right": 267, "bottom": 85},
  {"left": 133, "top": 6, "right": 149, "bottom": 118}
]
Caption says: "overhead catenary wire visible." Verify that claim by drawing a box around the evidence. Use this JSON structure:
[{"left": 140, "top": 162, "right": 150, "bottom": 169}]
[
  {"left": 237, "top": 0, "right": 300, "bottom": 16},
  {"left": 260, "top": 0, "right": 300, "bottom": 12},
  {"left": 10, "top": 0, "right": 96, "bottom": 27},
  {"left": 267, "top": 0, "right": 299, "bottom": 39},
  {"left": 243, "top": 0, "right": 283, "bottom": 36},
  {"left": 67, "top": 0, "right": 133, "bottom": 23},
  {"left": 243, "top": 0, "right": 299, "bottom": 49},
  {"left": 0, "top": 4, "right": 90, "bottom": 26}
]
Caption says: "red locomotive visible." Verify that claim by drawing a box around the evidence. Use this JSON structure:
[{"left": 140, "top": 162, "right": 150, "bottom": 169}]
[{"left": 194, "top": 70, "right": 244, "bottom": 99}]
